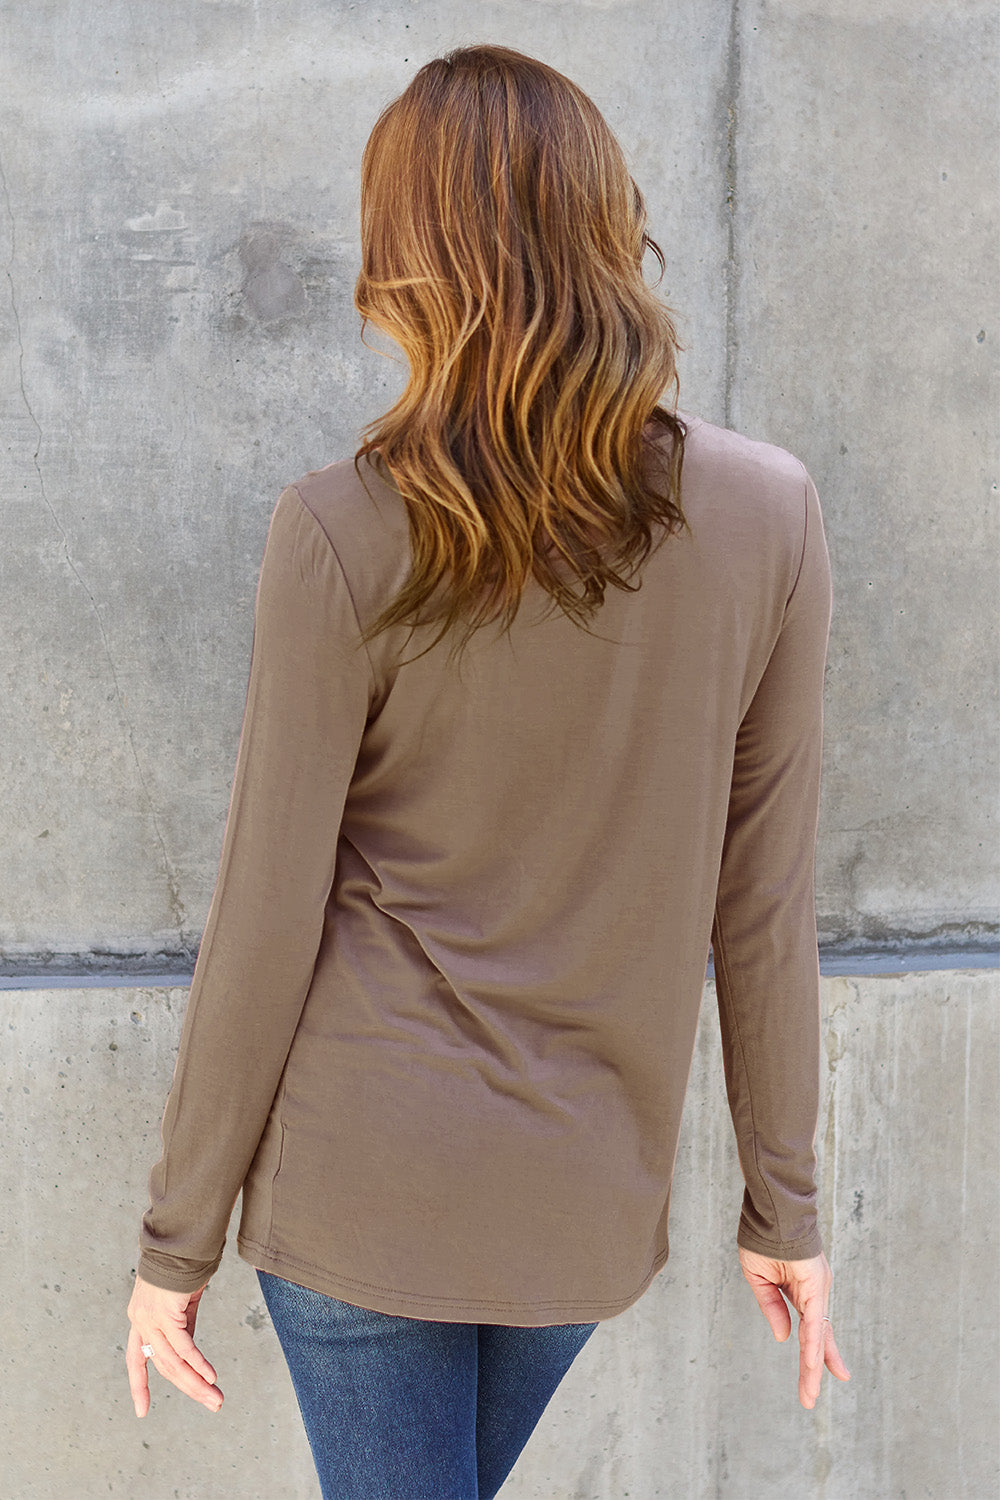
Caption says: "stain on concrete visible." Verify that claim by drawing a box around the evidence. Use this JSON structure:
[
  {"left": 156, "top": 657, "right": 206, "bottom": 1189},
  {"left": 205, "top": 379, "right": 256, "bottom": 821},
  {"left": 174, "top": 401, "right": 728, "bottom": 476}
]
[
  {"left": 125, "top": 203, "right": 187, "bottom": 232},
  {"left": 239, "top": 221, "right": 306, "bottom": 322}
]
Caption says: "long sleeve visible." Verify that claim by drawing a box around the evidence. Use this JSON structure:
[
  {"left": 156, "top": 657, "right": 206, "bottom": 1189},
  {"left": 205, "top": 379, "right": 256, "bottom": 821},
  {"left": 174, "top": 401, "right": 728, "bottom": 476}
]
[
  {"left": 711, "top": 466, "right": 833, "bottom": 1261},
  {"left": 136, "top": 485, "right": 373, "bottom": 1293}
]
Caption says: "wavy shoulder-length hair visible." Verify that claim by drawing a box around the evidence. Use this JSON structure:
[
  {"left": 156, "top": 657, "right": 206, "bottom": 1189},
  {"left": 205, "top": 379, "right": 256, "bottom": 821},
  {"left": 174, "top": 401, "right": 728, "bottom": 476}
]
[{"left": 353, "top": 42, "right": 688, "bottom": 663}]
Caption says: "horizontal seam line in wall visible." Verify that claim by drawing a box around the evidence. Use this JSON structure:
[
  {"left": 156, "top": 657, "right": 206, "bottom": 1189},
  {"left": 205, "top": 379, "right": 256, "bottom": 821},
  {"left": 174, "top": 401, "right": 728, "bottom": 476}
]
[{"left": 0, "top": 949, "right": 997, "bottom": 988}]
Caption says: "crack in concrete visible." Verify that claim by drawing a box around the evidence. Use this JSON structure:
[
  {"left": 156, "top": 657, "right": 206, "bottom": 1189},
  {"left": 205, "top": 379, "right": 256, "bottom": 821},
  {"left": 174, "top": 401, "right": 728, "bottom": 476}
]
[
  {"left": 723, "top": 0, "right": 742, "bottom": 429},
  {"left": 0, "top": 147, "right": 188, "bottom": 944}
]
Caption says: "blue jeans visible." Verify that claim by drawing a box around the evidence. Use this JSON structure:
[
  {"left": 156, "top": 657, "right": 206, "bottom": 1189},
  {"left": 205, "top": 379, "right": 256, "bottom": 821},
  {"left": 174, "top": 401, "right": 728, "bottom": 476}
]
[{"left": 256, "top": 1269, "right": 599, "bottom": 1499}]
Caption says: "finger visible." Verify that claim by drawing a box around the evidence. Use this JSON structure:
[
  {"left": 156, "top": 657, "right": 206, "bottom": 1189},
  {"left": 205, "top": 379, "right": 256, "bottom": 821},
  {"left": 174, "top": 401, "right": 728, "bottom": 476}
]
[
  {"left": 153, "top": 1294, "right": 220, "bottom": 1389},
  {"left": 800, "top": 1315, "right": 847, "bottom": 1408},
  {"left": 799, "top": 1360, "right": 821, "bottom": 1407},
  {"left": 799, "top": 1338, "right": 822, "bottom": 1409},
  {"left": 168, "top": 1326, "right": 218, "bottom": 1386},
  {"left": 143, "top": 1336, "right": 224, "bottom": 1412},
  {"left": 824, "top": 1327, "right": 851, "bottom": 1382},
  {"left": 799, "top": 1301, "right": 826, "bottom": 1370},
  {"left": 797, "top": 1300, "right": 828, "bottom": 1408},
  {"left": 185, "top": 1298, "right": 203, "bottom": 1340},
  {"left": 125, "top": 1330, "right": 151, "bottom": 1419},
  {"left": 747, "top": 1279, "right": 793, "bottom": 1342}
]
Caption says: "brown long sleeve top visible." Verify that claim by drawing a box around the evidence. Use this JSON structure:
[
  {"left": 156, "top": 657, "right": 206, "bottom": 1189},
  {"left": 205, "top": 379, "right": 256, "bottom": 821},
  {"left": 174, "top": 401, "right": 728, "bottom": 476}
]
[{"left": 137, "top": 412, "right": 833, "bottom": 1324}]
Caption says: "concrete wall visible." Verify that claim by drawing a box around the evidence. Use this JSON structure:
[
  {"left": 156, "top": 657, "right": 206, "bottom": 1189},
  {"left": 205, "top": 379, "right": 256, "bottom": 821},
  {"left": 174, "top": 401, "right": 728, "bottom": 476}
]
[
  {"left": 731, "top": 0, "right": 999, "bottom": 956},
  {"left": 1, "top": 1, "right": 997, "bottom": 1496},
  {"left": 1, "top": 0, "right": 995, "bottom": 970},
  {"left": 2, "top": 970, "right": 996, "bottom": 1498}
]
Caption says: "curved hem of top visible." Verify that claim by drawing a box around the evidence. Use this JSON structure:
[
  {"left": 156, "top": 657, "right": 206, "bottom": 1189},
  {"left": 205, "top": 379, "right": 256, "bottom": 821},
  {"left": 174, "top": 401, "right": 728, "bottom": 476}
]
[{"left": 237, "top": 1233, "right": 671, "bottom": 1325}]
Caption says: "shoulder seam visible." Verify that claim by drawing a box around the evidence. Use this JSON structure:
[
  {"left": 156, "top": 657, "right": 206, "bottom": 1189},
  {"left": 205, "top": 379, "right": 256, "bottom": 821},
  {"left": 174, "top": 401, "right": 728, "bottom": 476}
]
[{"left": 286, "top": 482, "right": 378, "bottom": 693}]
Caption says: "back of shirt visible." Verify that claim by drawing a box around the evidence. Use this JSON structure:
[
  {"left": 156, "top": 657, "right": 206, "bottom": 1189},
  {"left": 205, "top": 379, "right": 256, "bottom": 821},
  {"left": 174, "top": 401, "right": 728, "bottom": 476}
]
[{"left": 137, "top": 411, "right": 833, "bottom": 1324}]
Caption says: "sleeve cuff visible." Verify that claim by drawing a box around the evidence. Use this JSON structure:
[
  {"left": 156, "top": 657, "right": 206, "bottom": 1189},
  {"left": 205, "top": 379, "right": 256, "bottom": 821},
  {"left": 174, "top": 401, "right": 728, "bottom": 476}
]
[
  {"left": 135, "top": 1248, "right": 224, "bottom": 1294},
  {"left": 736, "top": 1220, "right": 825, "bottom": 1261}
]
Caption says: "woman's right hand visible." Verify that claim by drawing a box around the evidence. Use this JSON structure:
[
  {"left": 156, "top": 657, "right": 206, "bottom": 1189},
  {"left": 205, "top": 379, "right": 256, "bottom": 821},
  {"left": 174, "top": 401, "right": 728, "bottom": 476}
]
[
  {"left": 126, "top": 1275, "right": 224, "bottom": 1417},
  {"left": 737, "top": 1246, "right": 851, "bottom": 1409}
]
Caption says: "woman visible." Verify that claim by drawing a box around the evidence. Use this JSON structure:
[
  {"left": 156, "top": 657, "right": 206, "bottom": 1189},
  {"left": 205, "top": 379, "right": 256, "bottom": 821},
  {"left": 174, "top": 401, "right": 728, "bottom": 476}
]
[{"left": 126, "top": 42, "right": 850, "bottom": 1498}]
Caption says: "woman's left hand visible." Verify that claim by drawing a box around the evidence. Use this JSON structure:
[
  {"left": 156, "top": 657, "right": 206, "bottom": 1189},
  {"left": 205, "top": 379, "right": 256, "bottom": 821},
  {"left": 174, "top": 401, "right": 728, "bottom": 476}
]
[
  {"left": 737, "top": 1246, "right": 850, "bottom": 1409},
  {"left": 126, "top": 1275, "right": 224, "bottom": 1417}
]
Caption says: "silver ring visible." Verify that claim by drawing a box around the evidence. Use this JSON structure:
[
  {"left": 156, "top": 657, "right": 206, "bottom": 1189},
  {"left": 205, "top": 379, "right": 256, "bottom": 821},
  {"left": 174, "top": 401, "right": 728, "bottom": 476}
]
[
  {"left": 820, "top": 1316, "right": 832, "bottom": 1326},
  {"left": 140, "top": 1343, "right": 155, "bottom": 1359}
]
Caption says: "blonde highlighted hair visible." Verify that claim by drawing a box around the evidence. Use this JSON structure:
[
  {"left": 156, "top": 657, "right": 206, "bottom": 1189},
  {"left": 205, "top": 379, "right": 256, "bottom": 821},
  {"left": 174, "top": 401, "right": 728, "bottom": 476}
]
[{"left": 353, "top": 43, "right": 688, "bottom": 662}]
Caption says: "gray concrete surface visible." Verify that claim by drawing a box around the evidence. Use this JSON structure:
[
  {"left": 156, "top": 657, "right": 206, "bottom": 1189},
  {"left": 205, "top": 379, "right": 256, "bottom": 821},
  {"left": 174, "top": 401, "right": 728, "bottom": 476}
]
[
  {"left": 731, "top": 0, "right": 999, "bottom": 956},
  {"left": 1, "top": 969, "right": 996, "bottom": 1498},
  {"left": 0, "top": 0, "right": 994, "bottom": 970}
]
